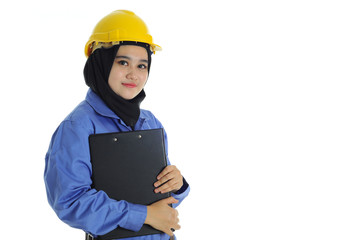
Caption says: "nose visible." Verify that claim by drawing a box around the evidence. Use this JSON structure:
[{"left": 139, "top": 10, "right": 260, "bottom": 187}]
[{"left": 126, "top": 70, "right": 137, "bottom": 81}]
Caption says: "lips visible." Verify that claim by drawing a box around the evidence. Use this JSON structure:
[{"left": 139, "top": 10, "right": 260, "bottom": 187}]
[{"left": 122, "top": 83, "right": 137, "bottom": 88}]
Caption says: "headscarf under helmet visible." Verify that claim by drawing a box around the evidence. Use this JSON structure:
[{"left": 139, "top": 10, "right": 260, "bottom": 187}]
[{"left": 83, "top": 42, "right": 152, "bottom": 129}]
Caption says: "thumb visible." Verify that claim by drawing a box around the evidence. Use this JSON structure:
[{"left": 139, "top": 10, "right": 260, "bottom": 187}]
[{"left": 162, "top": 197, "right": 179, "bottom": 205}]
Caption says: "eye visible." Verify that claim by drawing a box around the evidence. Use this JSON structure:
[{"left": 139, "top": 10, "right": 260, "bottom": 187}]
[
  {"left": 117, "top": 60, "right": 128, "bottom": 66},
  {"left": 138, "top": 64, "right": 147, "bottom": 69}
]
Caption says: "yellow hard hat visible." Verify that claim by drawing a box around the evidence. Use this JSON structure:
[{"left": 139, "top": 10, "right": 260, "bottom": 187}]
[{"left": 84, "top": 10, "right": 162, "bottom": 57}]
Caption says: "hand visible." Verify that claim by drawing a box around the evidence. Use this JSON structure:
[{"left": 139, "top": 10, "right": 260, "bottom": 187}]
[
  {"left": 154, "top": 165, "right": 183, "bottom": 194},
  {"left": 145, "top": 197, "right": 180, "bottom": 236}
]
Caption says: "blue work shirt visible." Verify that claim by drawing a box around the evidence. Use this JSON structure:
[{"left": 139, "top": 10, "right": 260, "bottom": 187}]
[{"left": 44, "top": 89, "right": 190, "bottom": 240}]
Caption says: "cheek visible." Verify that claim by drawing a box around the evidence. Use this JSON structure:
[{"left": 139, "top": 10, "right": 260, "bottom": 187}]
[
  {"left": 139, "top": 72, "right": 149, "bottom": 84},
  {"left": 108, "top": 66, "right": 123, "bottom": 85}
]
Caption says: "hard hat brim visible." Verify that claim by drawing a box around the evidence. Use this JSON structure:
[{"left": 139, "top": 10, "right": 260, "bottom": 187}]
[{"left": 85, "top": 41, "right": 162, "bottom": 58}]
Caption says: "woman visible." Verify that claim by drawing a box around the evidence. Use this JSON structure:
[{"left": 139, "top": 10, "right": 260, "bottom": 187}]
[{"left": 44, "top": 10, "right": 190, "bottom": 240}]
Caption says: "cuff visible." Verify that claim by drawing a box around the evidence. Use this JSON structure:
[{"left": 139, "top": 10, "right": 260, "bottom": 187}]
[
  {"left": 174, "top": 177, "right": 189, "bottom": 195},
  {"left": 171, "top": 178, "right": 190, "bottom": 208},
  {"left": 120, "top": 202, "right": 147, "bottom": 232}
]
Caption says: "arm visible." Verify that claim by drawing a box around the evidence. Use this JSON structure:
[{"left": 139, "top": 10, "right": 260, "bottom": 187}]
[
  {"left": 151, "top": 114, "right": 191, "bottom": 207},
  {"left": 154, "top": 166, "right": 190, "bottom": 208},
  {"left": 44, "top": 120, "right": 146, "bottom": 236}
]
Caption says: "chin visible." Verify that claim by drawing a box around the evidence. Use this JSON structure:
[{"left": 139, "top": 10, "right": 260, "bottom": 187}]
[
  {"left": 121, "top": 94, "right": 136, "bottom": 100},
  {"left": 117, "top": 89, "right": 140, "bottom": 100}
]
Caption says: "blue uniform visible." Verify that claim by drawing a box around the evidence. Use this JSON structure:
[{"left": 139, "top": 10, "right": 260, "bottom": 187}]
[{"left": 44, "top": 89, "right": 190, "bottom": 239}]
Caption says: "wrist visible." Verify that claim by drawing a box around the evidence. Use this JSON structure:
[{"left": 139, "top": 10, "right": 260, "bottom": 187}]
[{"left": 145, "top": 206, "right": 153, "bottom": 225}]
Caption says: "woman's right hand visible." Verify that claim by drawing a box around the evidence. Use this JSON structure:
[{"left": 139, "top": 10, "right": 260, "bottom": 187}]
[{"left": 145, "top": 197, "right": 180, "bottom": 236}]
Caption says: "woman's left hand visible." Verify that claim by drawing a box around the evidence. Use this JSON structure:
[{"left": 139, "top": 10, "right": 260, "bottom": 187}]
[{"left": 154, "top": 165, "right": 183, "bottom": 194}]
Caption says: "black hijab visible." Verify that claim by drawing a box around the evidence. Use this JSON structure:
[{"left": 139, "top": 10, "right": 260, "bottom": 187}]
[{"left": 83, "top": 42, "right": 152, "bottom": 129}]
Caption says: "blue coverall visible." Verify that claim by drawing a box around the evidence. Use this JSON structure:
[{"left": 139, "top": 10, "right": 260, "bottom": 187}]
[{"left": 44, "top": 89, "right": 190, "bottom": 239}]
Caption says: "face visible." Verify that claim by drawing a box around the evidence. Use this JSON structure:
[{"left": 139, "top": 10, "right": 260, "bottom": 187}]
[{"left": 108, "top": 45, "right": 149, "bottom": 100}]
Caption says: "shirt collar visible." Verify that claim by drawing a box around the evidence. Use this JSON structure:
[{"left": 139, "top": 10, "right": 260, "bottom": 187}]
[{"left": 85, "top": 89, "right": 149, "bottom": 121}]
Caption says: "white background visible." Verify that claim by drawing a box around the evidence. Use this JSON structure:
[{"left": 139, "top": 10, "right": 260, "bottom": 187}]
[{"left": 1, "top": 0, "right": 350, "bottom": 239}]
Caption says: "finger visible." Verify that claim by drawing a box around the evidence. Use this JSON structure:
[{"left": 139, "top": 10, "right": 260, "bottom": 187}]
[
  {"left": 156, "top": 181, "right": 180, "bottom": 194},
  {"left": 164, "top": 228, "right": 174, "bottom": 236},
  {"left": 154, "top": 171, "right": 176, "bottom": 188},
  {"left": 155, "top": 168, "right": 182, "bottom": 189},
  {"left": 154, "top": 181, "right": 169, "bottom": 193},
  {"left": 155, "top": 176, "right": 181, "bottom": 192},
  {"left": 157, "top": 165, "right": 175, "bottom": 180},
  {"left": 156, "top": 176, "right": 183, "bottom": 193},
  {"left": 173, "top": 223, "right": 181, "bottom": 230},
  {"left": 154, "top": 172, "right": 178, "bottom": 190},
  {"left": 161, "top": 196, "right": 179, "bottom": 205}
]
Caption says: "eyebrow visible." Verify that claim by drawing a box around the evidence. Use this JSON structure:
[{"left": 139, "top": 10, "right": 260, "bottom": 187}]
[{"left": 115, "top": 55, "right": 148, "bottom": 63}]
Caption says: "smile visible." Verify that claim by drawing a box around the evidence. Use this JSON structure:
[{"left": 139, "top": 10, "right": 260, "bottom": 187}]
[{"left": 122, "top": 83, "right": 137, "bottom": 88}]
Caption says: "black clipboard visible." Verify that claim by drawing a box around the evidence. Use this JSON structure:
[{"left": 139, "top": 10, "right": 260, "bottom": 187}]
[{"left": 89, "top": 128, "right": 170, "bottom": 239}]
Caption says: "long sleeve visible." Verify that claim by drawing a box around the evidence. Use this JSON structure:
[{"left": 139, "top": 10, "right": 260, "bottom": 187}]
[
  {"left": 44, "top": 120, "right": 147, "bottom": 236},
  {"left": 152, "top": 117, "right": 191, "bottom": 208},
  {"left": 171, "top": 178, "right": 190, "bottom": 208}
]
